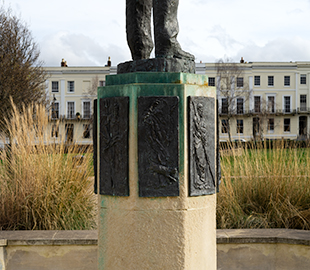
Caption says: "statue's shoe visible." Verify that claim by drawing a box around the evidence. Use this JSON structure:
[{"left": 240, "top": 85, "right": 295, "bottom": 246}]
[
  {"left": 171, "top": 48, "right": 195, "bottom": 61},
  {"left": 156, "top": 44, "right": 195, "bottom": 61}
]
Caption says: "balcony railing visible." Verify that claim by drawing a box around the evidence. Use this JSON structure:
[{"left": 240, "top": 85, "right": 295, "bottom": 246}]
[
  {"left": 219, "top": 108, "right": 302, "bottom": 116},
  {"left": 297, "top": 107, "right": 310, "bottom": 114},
  {"left": 83, "top": 113, "right": 91, "bottom": 119},
  {"left": 50, "top": 114, "right": 59, "bottom": 120},
  {"left": 48, "top": 114, "right": 94, "bottom": 121},
  {"left": 67, "top": 114, "right": 76, "bottom": 119}
]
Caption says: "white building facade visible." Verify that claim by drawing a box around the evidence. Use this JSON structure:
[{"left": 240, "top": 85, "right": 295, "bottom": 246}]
[
  {"left": 2, "top": 60, "right": 310, "bottom": 148},
  {"left": 199, "top": 61, "right": 310, "bottom": 142},
  {"left": 44, "top": 60, "right": 310, "bottom": 145},
  {"left": 45, "top": 61, "right": 116, "bottom": 145}
]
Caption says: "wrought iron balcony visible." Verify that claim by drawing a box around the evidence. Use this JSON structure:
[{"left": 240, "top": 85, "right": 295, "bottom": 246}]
[
  {"left": 297, "top": 107, "right": 310, "bottom": 114},
  {"left": 67, "top": 114, "right": 76, "bottom": 120},
  {"left": 83, "top": 113, "right": 91, "bottom": 119}
]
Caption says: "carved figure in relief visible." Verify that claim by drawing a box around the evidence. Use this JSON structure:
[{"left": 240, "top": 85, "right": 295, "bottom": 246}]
[
  {"left": 192, "top": 102, "right": 215, "bottom": 189},
  {"left": 126, "top": 0, "right": 194, "bottom": 61},
  {"left": 101, "top": 100, "right": 122, "bottom": 189},
  {"left": 143, "top": 99, "right": 178, "bottom": 187}
]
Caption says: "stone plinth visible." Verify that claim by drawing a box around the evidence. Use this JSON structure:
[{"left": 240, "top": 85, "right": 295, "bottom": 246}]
[
  {"left": 96, "top": 72, "right": 217, "bottom": 270},
  {"left": 117, "top": 58, "right": 195, "bottom": 74}
]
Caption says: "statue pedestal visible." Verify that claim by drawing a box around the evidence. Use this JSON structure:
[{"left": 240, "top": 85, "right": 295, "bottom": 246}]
[
  {"left": 96, "top": 72, "right": 217, "bottom": 270},
  {"left": 117, "top": 58, "right": 195, "bottom": 74}
]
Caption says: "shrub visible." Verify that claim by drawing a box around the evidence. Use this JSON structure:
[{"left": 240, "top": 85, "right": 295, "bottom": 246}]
[
  {"left": 217, "top": 140, "right": 310, "bottom": 230},
  {"left": 0, "top": 102, "right": 97, "bottom": 230}
]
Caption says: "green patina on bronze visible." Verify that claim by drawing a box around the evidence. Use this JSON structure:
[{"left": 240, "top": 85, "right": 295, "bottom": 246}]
[
  {"left": 105, "top": 72, "right": 208, "bottom": 86},
  {"left": 97, "top": 72, "right": 209, "bottom": 202}
]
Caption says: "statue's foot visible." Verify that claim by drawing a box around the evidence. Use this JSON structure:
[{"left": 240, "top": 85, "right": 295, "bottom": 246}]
[
  {"left": 156, "top": 44, "right": 195, "bottom": 61},
  {"left": 131, "top": 46, "right": 153, "bottom": 61},
  {"left": 171, "top": 48, "right": 195, "bottom": 61},
  {"left": 132, "top": 53, "right": 151, "bottom": 61}
]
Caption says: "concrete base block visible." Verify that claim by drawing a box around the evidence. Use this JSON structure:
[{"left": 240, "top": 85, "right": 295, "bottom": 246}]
[
  {"left": 0, "top": 242, "right": 6, "bottom": 270},
  {"left": 98, "top": 197, "right": 216, "bottom": 270}
]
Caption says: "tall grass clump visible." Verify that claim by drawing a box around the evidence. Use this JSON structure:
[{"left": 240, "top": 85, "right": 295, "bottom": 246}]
[
  {"left": 217, "top": 140, "right": 310, "bottom": 230},
  {"left": 0, "top": 102, "right": 97, "bottom": 230}
]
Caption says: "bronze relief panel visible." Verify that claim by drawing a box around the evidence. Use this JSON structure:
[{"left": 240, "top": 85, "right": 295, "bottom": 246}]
[
  {"left": 188, "top": 96, "right": 216, "bottom": 196},
  {"left": 99, "top": 97, "right": 129, "bottom": 196},
  {"left": 138, "top": 96, "right": 179, "bottom": 197}
]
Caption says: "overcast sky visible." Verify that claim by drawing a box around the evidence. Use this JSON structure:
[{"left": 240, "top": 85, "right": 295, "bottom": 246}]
[{"left": 4, "top": 0, "right": 310, "bottom": 66}]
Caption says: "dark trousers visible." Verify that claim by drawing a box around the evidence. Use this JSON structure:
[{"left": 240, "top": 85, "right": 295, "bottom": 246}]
[{"left": 126, "top": 0, "right": 180, "bottom": 60}]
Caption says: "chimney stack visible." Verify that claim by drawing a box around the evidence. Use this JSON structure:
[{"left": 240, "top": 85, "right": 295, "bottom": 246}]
[
  {"left": 106, "top": 57, "right": 111, "bottom": 67},
  {"left": 61, "top": 59, "right": 68, "bottom": 67}
]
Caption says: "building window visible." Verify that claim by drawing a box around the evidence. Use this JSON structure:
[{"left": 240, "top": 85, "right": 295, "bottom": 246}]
[
  {"left": 208, "top": 77, "right": 215, "bottom": 86},
  {"left": 65, "top": 124, "right": 74, "bottom": 143},
  {"left": 236, "top": 77, "right": 244, "bottom": 88},
  {"left": 254, "top": 76, "right": 260, "bottom": 86},
  {"left": 300, "top": 95, "right": 307, "bottom": 111},
  {"left": 253, "top": 117, "right": 260, "bottom": 135},
  {"left": 67, "top": 81, "right": 75, "bottom": 92},
  {"left": 284, "top": 118, "right": 290, "bottom": 132},
  {"left": 83, "top": 101, "right": 91, "bottom": 119},
  {"left": 267, "top": 96, "right": 275, "bottom": 113},
  {"left": 83, "top": 124, "right": 91, "bottom": 138},
  {"left": 284, "top": 76, "right": 290, "bottom": 86},
  {"left": 300, "top": 74, "right": 307, "bottom": 85},
  {"left": 221, "top": 119, "right": 228, "bottom": 134},
  {"left": 67, "top": 102, "right": 75, "bottom": 119},
  {"left": 51, "top": 124, "right": 59, "bottom": 138},
  {"left": 99, "top": 80, "right": 105, "bottom": 87},
  {"left": 221, "top": 98, "right": 228, "bottom": 114},
  {"left": 268, "top": 76, "right": 274, "bottom": 86},
  {"left": 268, "top": 118, "right": 274, "bottom": 132},
  {"left": 52, "top": 81, "right": 59, "bottom": 92},
  {"left": 236, "top": 119, "right": 243, "bottom": 134},
  {"left": 254, "top": 96, "right": 261, "bottom": 113},
  {"left": 284, "top": 96, "right": 291, "bottom": 113},
  {"left": 237, "top": 98, "right": 244, "bottom": 114},
  {"left": 52, "top": 102, "right": 59, "bottom": 119}
]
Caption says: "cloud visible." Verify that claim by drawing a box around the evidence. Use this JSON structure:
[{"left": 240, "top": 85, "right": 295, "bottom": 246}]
[
  {"left": 209, "top": 25, "right": 240, "bottom": 50},
  {"left": 287, "top": 8, "right": 303, "bottom": 15},
  {"left": 191, "top": 36, "right": 310, "bottom": 64},
  {"left": 185, "top": 25, "right": 244, "bottom": 62},
  {"left": 39, "top": 32, "right": 129, "bottom": 66},
  {"left": 6, "top": 0, "right": 310, "bottom": 67},
  {"left": 235, "top": 37, "right": 310, "bottom": 62}
]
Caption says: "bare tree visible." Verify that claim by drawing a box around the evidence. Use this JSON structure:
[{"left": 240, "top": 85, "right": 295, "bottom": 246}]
[
  {"left": 0, "top": 6, "right": 47, "bottom": 138},
  {"left": 216, "top": 58, "right": 252, "bottom": 142},
  {"left": 252, "top": 96, "right": 281, "bottom": 141},
  {"left": 82, "top": 75, "right": 100, "bottom": 99},
  {"left": 81, "top": 75, "right": 100, "bottom": 135}
]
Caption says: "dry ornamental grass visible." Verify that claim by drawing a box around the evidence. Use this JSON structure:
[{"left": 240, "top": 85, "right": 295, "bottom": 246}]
[
  {"left": 0, "top": 102, "right": 97, "bottom": 230},
  {"left": 2, "top": 102, "right": 310, "bottom": 231},
  {"left": 217, "top": 141, "right": 310, "bottom": 230}
]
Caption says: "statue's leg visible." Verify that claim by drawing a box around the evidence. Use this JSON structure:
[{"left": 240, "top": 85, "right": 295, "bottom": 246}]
[
  {"left": 153, "top": 0, "right": 194, "bottom": 60},
  {"left": 126, "top": 0, "right": 153, "bottom": 60}
]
